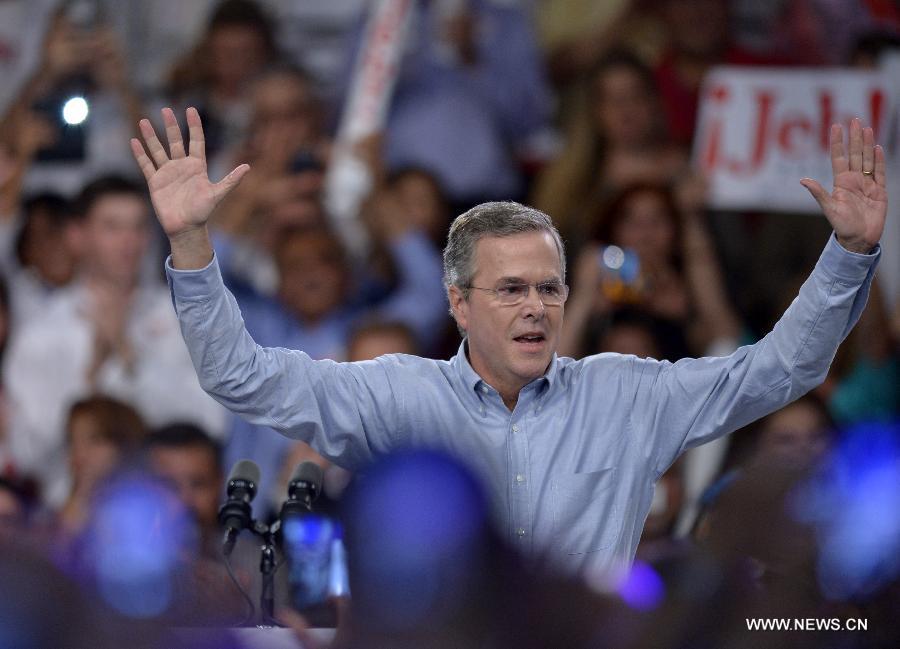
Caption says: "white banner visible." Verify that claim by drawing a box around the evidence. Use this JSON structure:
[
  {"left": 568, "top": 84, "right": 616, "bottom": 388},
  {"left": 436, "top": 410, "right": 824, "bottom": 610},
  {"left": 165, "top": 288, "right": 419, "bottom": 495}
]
[
  {"left": 325, "top": 0, "right": 414, "bottom": 254},
  {"left": 693, "top": 66, "right": 898, "bottom": 213}
]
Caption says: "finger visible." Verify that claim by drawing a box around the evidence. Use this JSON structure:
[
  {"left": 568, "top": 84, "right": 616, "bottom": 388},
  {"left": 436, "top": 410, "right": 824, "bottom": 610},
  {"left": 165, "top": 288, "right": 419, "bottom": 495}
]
[
  {"left": 129, "top": 138, "right": 156, "bottom": 181},
  {"left": 139, "top": 118, "right": 169, "bottom": 167},
  {"left": 874, "top": 144, "right": 887, "bottom": 188},
  {"left": 862, "top": 126, "right": 875, "bottom": 175},
  {"left": 848, "top": 118, "right": 863, "bottom": 172},
  {"left": 186, "top": 106, "right": 206, "bottom": 160},
  {"left": 800, "top": 178, "right": 830, "bottom": 211},
  {"left": 830, "top": 124, "right": 847, "bottom": 177},
  {"left": 162, "top": 107, "right": 186, "bottom": 159},
  {"left": 212, "top": 164, "right": 251, "bottom": 204}
]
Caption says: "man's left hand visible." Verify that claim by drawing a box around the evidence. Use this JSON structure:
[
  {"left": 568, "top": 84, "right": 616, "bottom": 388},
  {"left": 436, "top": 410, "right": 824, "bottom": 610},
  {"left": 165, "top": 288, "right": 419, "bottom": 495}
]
[{"left": 801, "top": 118, "right": 887, "bottom": 254}]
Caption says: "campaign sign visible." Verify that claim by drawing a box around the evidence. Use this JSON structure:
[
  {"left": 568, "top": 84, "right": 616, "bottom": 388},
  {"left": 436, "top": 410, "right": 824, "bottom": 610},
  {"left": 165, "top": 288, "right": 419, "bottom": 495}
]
[{"left": 694, "top": 67, "right": 897, "bottom": 212}]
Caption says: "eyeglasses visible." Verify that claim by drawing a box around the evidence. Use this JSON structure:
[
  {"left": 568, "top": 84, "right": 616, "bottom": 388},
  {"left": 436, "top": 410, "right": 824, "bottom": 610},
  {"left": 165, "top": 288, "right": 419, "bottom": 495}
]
[{"left": 466, "top": 281, "right": 569, "bottom": 306}]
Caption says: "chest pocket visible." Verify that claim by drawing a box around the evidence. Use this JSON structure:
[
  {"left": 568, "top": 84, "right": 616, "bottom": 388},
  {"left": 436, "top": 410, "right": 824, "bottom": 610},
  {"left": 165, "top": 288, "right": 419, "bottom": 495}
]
[{"left": 551, "top": 467, "right": 620, "bottom": 555}]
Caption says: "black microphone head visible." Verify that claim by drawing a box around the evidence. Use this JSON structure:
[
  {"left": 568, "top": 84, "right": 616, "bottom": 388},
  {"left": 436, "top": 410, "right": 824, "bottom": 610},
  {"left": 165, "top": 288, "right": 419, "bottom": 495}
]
[
  {"left": 227, "top": 459, "right": 260, "bottom": 499},
  {"left": 288, "top": 461, "right": 324, "bottom": 501}
]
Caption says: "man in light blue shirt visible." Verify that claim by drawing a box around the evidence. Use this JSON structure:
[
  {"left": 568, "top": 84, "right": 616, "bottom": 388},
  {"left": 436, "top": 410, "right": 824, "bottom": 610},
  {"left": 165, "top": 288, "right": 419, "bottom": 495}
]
[{"left": 131, "top": 109, "right": 886, "bottom": 576}]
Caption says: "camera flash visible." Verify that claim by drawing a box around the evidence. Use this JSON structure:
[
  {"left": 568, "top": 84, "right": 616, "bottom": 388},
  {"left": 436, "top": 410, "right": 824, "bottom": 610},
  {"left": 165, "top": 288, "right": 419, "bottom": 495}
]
[{"left": 62, "top": 97, "right": 89, "bottom": 126}]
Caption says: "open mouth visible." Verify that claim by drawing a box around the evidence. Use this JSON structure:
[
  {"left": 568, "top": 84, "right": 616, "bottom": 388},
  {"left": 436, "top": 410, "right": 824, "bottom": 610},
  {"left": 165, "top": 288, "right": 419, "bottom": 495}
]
[{"left": 514, "top": 334, "right": 545, "bottom": 348}]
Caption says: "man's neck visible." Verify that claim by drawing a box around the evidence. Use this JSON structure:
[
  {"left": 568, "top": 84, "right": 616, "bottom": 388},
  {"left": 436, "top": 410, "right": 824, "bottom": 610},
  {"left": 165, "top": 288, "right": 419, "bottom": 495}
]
[
  {"left": 84, "top": 273, "right": 138, "bottom": 298},
  {"left": 501, "top": 393, "right": 518, "bottom": 412}
]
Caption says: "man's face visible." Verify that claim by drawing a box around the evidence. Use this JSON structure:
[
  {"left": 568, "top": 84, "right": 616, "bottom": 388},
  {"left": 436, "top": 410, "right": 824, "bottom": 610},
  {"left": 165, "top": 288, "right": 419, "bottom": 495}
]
[
  {"left": 593, "top": 66, "right": 656, "bottom": 148},
  {"left": 758, "top": 402, "right": 831, "bottom": 468},
  {"left": 251, "top": 73, "right": 319, "bottom": 153},
  {"left": 21, "top": 210, "right": 79, "bottom": 286},
  {"left": 85, "top": 194, "right": 149, "bottom": 285},
  {"left": 612, "top": 190, "right": 675, "bottom": 268},
  {"left": 276, "top": 231, "right": 348, "bottom": 324},
  {"left": 68, "top": 412, "right": 121, "bottom": 490},
  {"left": 149, "top": 446, "right": 222, "bottom": 532},
  {"left": 449, "top": 232, "right": 564, "bottom": 398}
]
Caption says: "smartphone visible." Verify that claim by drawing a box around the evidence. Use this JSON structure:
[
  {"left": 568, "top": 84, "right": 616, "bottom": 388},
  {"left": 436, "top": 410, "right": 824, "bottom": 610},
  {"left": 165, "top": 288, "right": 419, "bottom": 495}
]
[
  {"left": 281, "top": 514, "right": 348, "bottom": 627},
  {"left": 32, "top": 87, "right": 88, "bottom": 163},
  {"left": 598, "top": 245, "right": 643, "bottom": 303}
]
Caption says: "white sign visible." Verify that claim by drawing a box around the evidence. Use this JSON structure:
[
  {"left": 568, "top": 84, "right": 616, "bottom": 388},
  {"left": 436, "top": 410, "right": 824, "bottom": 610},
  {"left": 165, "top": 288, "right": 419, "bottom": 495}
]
[
  {"left": 325, "top": 0, "right": 414, "bottom": 254},
  {"left": 693, "top": 67, "right": 898, "bottom": 212}
]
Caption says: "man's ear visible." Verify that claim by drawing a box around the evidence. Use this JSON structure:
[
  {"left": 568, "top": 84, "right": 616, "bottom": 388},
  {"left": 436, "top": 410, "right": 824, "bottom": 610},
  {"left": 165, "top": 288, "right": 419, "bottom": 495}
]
[{"left": 447, "top": 284, "right": 468, "bottom": 333}]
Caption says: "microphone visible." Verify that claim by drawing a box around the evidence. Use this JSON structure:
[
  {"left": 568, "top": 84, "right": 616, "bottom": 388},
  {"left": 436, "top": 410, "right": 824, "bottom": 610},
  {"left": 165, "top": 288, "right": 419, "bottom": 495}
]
[
  {"left": 218, "top": 459, "right": 260, "bottom": 557},
  {"left": 279, "top": 461, "right": 324, "bottom": 523}
]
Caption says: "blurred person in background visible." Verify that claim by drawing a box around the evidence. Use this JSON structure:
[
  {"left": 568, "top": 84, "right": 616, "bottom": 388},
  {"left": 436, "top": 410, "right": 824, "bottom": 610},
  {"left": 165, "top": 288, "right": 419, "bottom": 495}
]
[
  {"left": 143, "top": 422, "right": 254, "bottom": 626},
  {"left": 145, "top": 423, "right": 223, "bottom": 552},
  {"left": 57, "top": 395, "right": 145, "bottom": 537},
  {"left": 0, "top": 193, "right": 83, "bottom": 327},
  {"left": 342, "top": 0, "right": 553, "bottom": 206},
  {"left": 534, "top": 50, "right": 689, "bottom": 244},
  {"left": 652, "top": 0, "right": 794, "bottom": 147},
  {"left": 559, "top": 182, "right": 742, "bottom": 360},
  {"left": 210, "top": 65, "right": 329, "bottom": 295},
  {"left": 3, "top": 175, "right": 226, "bottom": 507},
  {"left": 263, "top": 0, "right": 366, "bottom": 103},
  {"left": 166, "top": 0, "right": 280, "bottom": 174},
  {"left": 386, "top": 166, "right": 453, "bottom": 248},
  {"left": 347, "top": 319, "right": 419, "bottom": 362},
  {"left": 750, "top": 395, "right": 836, "bottom": 470},
  {"left": 0, "top": 3, "right": 145, "bottom": 196},
  {"left": 537, "top": 0, "right": 657, "bottom": 91},
  {"left": 0, "top": 0, "right": 59, "bottom": 116}
]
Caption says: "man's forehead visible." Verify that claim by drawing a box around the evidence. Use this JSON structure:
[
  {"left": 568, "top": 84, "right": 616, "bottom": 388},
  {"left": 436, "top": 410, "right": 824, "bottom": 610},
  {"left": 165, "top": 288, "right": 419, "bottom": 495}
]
[
  {"left": 89, "top": 194, "right": 149, "bottom": 223},
  {"left": 472, "top": 232, "right": 562, "bottom": 280}
]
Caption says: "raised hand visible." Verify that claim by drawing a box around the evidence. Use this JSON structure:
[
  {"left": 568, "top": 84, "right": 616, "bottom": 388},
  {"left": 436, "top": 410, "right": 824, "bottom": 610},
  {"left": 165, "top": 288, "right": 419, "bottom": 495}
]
[
  {"left": 130, "top": 107, "right": 249, "bottom": 240},
  {"left": 800, "top": 118, "right": 887, "bottom": 254}
]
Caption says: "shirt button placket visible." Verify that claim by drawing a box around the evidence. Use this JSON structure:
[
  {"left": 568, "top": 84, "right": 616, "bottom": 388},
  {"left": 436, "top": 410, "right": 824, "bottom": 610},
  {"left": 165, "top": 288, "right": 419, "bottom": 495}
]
[{"left": 510, "top": 419, "right": 530, "bottom": 551}]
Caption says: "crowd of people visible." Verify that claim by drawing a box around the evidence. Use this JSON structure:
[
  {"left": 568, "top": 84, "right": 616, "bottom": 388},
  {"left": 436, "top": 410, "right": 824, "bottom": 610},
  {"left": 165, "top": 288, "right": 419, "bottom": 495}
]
[{"left": 0, "top": 0, "right": 899, "bottom": 647}]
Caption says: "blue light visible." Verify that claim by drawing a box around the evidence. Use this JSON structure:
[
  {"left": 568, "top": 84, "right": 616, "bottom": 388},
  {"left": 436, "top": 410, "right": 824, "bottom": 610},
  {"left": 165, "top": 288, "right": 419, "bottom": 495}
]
[
  {"left": 82, "top": 474, "right": 195, "bottom": 618},
  {"left": 790, "top": 421, "right": 900, "bottom": 600},
  {"left": 344, "top": 451, "right": 489, "bottom": 631},
  {"left": 617, "top": 561, "right": 665, "bottom": 610}
]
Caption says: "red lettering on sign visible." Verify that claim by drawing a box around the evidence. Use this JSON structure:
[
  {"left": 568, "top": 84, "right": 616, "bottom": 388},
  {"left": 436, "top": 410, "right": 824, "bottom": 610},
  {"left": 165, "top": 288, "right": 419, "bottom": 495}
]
[{"left": 778, "top": 115, "right": 813, "bottom": 156}]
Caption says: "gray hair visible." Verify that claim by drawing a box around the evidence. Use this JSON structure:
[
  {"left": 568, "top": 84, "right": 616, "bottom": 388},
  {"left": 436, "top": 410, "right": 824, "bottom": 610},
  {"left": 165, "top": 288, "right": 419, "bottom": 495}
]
[{"left": 442, "top": 201, "right": 566, "bottom": 296}]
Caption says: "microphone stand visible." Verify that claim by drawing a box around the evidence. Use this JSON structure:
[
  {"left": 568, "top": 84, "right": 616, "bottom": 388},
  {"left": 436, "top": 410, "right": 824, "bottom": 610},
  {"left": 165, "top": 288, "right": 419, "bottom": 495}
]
[
  {"left": 240, "top": 518, "right": 280, "bottom": 627},
  {"left": 257, "top": 520, "right": 280, "bottom": 626}
]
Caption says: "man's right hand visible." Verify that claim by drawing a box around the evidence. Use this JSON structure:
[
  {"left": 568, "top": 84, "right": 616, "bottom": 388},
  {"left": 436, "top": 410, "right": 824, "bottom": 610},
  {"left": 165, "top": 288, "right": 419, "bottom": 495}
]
[{"left": 130, "top": 107, "right": 249, "bottom": 267}]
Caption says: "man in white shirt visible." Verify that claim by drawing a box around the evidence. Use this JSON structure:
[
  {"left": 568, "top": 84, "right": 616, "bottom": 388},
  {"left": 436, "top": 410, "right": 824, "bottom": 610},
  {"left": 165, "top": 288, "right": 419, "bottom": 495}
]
[{"left": 3, "top": 175, "right": 226, "bottom": 506}]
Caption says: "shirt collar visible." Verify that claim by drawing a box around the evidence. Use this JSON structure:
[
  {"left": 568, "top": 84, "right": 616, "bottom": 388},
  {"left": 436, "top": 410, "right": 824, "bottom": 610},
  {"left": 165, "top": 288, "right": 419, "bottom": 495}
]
[{"left": 452, "top": 338, "right": 558, "bottom": 397}]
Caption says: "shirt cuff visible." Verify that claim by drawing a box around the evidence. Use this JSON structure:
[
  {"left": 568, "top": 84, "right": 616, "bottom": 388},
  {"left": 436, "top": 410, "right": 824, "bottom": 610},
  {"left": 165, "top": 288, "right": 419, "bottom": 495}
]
[
  {"left": 165, "top": 253, "right": 225, "bottom": 301},
  {"left": 819, "top": 233, "right": 880, "bottom": 284}
]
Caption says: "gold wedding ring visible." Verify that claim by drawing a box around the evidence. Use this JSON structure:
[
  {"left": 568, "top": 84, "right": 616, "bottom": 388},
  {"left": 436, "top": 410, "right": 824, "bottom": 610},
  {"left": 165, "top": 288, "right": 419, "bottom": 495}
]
[{"left": 862, "top": 170, "right": 874, "bottom": 176}]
